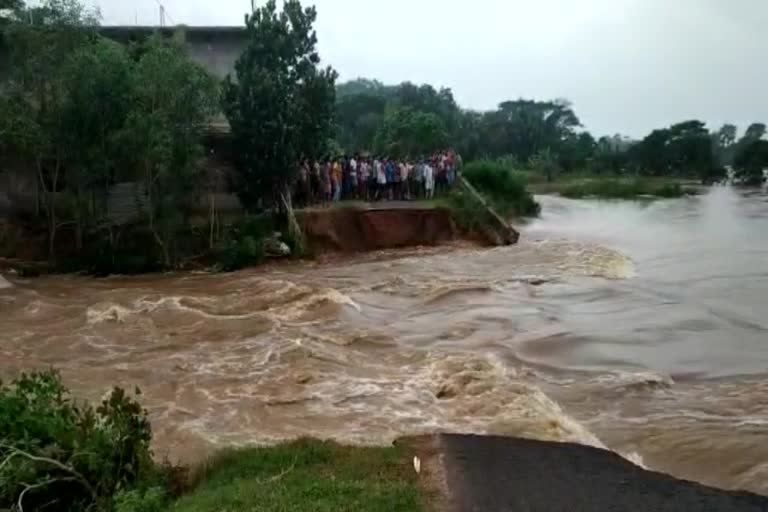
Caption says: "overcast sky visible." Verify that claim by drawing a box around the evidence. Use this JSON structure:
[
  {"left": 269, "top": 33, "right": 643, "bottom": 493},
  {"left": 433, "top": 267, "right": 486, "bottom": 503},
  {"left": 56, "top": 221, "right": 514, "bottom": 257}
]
[{"left": 89, "top": 0, "right": 768, "bottom": 138}]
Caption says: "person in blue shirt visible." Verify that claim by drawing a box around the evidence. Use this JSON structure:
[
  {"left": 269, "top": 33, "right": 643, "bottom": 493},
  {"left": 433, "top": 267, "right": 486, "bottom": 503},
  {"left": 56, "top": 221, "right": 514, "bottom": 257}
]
[{"left": 384, "top": 159, "right": 395, "bottom": 200}]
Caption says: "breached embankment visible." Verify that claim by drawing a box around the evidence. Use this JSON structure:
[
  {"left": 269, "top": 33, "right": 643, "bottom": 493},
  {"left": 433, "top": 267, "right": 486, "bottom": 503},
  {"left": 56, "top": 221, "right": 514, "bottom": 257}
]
[
  {"left": 299, "top": 206, "right": 461, "bottom": 253},
  {"left": 402, "top": 434, "right": 768, "bottom": 512},
  {"left": 298, "top": 202, "right": 519, "bottom": 253}
]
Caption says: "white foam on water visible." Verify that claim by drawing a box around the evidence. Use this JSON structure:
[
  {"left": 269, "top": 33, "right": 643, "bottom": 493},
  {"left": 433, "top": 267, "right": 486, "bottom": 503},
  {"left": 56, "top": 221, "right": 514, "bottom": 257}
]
[
  {"left": 0, "top": 275, "right": 12, "bottom": 289},
  {"left": 593, "top": 371, "right": 675, "bottom": 391}
]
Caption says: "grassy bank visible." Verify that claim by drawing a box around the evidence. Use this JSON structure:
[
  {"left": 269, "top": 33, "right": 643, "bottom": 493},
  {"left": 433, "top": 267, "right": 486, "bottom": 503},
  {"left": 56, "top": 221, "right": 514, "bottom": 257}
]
[
  {"left": 529, "top": 176, "right": 699, "bottom": 199},
  {"left": 0, "top": 371, "right": 425, "bottom": 512},
  {"left": 172, "top": 440, "right": 423, "bottom": 512}
]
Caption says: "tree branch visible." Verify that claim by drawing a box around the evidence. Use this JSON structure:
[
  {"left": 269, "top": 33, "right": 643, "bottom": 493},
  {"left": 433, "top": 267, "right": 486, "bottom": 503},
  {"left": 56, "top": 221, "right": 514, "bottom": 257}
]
[{"left": 0, "top": 443, "right": 97, "bottom": 504}]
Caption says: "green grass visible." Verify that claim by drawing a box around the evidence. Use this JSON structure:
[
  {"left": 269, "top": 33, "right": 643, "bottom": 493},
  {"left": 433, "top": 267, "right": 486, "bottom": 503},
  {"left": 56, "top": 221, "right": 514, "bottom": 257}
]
[
  {"left": 171, "top": 439, "right": 424, "bottom": 512},
  {"left": 462, "top": 160, "right": 541, "bottom": 217},
  {"left": 530, "top": 177, "right": 696, "bottom": 199}
]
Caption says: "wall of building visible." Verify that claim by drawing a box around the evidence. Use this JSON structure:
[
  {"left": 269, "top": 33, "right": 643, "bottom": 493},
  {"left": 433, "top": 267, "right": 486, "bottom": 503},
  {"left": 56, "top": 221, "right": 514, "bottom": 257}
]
[{"left": 99, "top": 26, "right": 247, "bottom": 79}]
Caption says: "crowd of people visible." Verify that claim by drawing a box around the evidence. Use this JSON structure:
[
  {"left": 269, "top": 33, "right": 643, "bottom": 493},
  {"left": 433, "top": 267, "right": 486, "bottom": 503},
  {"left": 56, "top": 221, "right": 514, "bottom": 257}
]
[{"left": 295, "top": 151, "right": 461, "bottom": 206}]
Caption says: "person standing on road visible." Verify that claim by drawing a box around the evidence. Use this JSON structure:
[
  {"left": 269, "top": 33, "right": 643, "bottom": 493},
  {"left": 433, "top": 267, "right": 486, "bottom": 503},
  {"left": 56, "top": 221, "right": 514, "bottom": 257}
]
[
  {"left": 332, "top": 159, "right": 342, "bottom": 202},
  {"left": 375, "top": 157, "right": 386, "bottom": 200},
  {"left": 424, "top": 160, "right": 435, "bottom": 199},
  {"left": 321, "top": 159, "right": 332, "bottom": 203},
  {"left": 349, "top": 155, "right": 358, "bottom": 200}
]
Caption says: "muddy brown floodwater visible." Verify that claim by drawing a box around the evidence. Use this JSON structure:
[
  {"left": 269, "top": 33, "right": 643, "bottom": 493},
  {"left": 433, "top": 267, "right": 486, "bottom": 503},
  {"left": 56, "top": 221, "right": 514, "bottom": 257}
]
[{"left": 3, "top": 187, "right": 768, "bottom": 494}]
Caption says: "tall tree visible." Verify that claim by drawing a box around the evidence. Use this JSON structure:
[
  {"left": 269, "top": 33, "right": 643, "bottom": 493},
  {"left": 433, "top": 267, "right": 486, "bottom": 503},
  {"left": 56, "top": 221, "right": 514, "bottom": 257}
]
[
  {"left": 119, "top": 38, "right": 218, "bottom": 266},
  {"left": 486, "top": 99, "right": 581, "bottom": 162},
  {"left": 1, "top": 0, "right": 99, "bottom": 256},
  {"left": 374, "top": 107, "right": 448, "bottom": 158},
  {"left": 743, "top": 122, "right": 766, "bottom": 142},
  {"left": 712, "top": 123, "right": 738, "bottom": 166},
  {"left": 665, "top": 120, "right": 714, "bottom": 176},
  {"left": 223, "top": 0, "right": 337, "bottom": 208},
  {"left": 335, "top": 92, "right": 387, "bottom": 153},
  {"left": 58, "top": 38, "right": 133, "bottom": 248},
  {"left": 734, "top": 139, "right": 768, "bottom": 185}
]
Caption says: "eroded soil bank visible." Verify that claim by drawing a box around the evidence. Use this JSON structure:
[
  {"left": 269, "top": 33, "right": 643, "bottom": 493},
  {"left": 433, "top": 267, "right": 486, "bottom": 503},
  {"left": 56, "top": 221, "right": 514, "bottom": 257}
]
[{"left": 298, "top": 206, "right": 462, "bottom": 253}]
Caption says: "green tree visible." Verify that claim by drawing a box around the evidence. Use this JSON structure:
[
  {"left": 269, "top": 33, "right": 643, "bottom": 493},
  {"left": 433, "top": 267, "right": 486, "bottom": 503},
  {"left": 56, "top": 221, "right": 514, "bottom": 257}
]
[
  {"left": 530, "top": 147, "right": 560, "bottom": 182},
  {"left": 665, "top": 120, "right": 714, "bottom": 177},
  {"left": 119, "top": 38, "right": 218, "bottom": 266},
  {"left": 628, "top": 128, "right": 671, "bottom": 175},
  {"left": 743, "top": 122, "right": 766, "bottom": 141},
  {"left": 335, "top": 92, "right": 388, "bottom": 152},
  {"left": 734, "top": 139, "right": 768, "bottom": 185},
  {"left": 0, "top": 0, "right": 99, "bottom": 256},
  {"left": 712, "top": 123, "right": 738, "bottom": 166},
  {"left": 479, "top": 99, "right": 581, "bottom": 162},
  {"left": 58, "top": 38, "right": 134, "bottom": 248},
  {"left": 336, "top": 77, "right": 386, "bottom": 99},
  {"left": 559, "top": 131, "right": 596, "bottom": 171},
  {"left": 391, "top": 82, "right": 460, "bottom": 136},
  {"left": 223, "top": 0, "right": 337, "bottom": 208},
  {"left": 374, "top": 107, "right": 448, "bottom": 158}
]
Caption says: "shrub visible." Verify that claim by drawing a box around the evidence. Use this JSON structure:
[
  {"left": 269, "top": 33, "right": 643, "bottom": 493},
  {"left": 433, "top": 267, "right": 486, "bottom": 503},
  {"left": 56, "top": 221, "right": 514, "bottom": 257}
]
[
  {"left": 215, "top": 236, "right": 265, "bottom": 272},
  {"left": 462, "top": 160, "right": 541, "bottom": 217},
  {"left": 446, "top": 190, "right": 496, "bottom": 233},
  {"left": 213, "top": 214, "right": 274, "bottom": 271},
  {"left": 114, "top": 487, "right": 167, "bottom": 512},
  {"left": 0, "top": 370, "right": 154, "bottom": 511}
]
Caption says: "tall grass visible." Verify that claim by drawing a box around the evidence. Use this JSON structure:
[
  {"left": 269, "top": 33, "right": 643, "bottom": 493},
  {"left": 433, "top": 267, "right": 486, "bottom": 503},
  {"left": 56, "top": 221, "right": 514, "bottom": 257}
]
[{"left": 461, "top": 160, "right": 541, "bottom": 217}]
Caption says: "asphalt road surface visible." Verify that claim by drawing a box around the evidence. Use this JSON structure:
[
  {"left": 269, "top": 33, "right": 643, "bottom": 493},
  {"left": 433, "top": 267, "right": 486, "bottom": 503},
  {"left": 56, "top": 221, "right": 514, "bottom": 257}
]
[{"left": 439, "top": 434, "right": 768, "bottom": 512}]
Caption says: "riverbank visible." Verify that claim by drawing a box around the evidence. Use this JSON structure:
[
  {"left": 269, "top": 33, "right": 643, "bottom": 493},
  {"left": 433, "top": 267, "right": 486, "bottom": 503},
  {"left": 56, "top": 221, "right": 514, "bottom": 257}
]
[
  {"left": 528, "top": 175, "right": 701, "bottom": 199},
  {"left": 168, "top": 435, "right": 768, "bottom": 511},
  {"left": 0, "top": 197, "right": 519, "bottom": 277},
  {"left": 171, "top": 439, "right": 424, "bottom": 512}
]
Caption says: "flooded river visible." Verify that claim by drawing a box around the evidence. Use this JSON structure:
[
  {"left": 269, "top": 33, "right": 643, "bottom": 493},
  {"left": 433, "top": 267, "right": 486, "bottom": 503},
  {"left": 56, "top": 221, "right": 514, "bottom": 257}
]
[{"left": 2, "top": 186, "right": 768, "bottom": 493}]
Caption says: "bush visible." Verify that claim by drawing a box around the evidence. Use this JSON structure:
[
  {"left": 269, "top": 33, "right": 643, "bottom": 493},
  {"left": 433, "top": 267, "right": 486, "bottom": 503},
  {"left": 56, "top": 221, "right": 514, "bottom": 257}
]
[
  {"left": 446, "top": 190, "right": 496, "bottom": 233},
  {"left": 215, "top": 236, "right": 265, "bottom": 272},
  {"left": 114, "top": 487, "right": 167, "bottom": 512},
  {"left": 213, "top": 214, "right": 275, "bottom": 271},
  {"left": 462, "top": 160, "right": 541, "bottom": 217},
  {"left": 0, "top": 370, "right": 154, "bottom": 511}
]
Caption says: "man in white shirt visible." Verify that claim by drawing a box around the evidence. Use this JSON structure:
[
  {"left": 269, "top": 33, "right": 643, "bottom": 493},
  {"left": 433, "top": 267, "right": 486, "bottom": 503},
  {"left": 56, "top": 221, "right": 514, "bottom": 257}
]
[
  {"left": 349, "top": 157, "right": 358, "bottom": 199},
  {"left": 424, "top": 161, "right": 434, "bottom": 199}
]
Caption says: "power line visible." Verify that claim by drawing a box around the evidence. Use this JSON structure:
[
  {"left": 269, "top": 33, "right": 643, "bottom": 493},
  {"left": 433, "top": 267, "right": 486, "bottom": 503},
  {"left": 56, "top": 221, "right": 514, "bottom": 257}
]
[{"left": 153, "top": 0, "right": 174, "bottom": 27}]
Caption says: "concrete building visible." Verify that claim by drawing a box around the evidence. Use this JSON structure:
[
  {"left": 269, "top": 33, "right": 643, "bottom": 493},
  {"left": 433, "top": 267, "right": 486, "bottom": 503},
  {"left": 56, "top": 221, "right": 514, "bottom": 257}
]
[
  {"left": 99, "top": 25, "right": 247, "bottom": 79},
  {"left": 0, "top": 26, "right": 246, "bottom": 222}
]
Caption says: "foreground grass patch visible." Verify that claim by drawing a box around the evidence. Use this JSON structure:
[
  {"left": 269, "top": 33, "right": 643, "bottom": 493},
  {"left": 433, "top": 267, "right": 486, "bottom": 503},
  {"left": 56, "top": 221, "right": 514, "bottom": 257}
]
[{"left": 171, "top": 439, "right": 423, "bottom": 512}]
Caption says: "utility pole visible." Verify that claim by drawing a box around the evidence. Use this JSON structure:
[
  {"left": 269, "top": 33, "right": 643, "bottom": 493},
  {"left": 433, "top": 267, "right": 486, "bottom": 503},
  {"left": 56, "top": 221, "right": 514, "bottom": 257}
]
[{"left": 159, "top": 5, "right": 165, "bottom": 27}]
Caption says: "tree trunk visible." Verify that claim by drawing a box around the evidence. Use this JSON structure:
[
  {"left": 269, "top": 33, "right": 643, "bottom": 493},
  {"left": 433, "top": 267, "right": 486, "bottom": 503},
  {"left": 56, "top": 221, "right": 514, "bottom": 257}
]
[
  {"left": 208, "top": 192, "right": 216, "bottom": 250},
  {"left": 36, "top": 159, "right": 58, "bottom": 259}
]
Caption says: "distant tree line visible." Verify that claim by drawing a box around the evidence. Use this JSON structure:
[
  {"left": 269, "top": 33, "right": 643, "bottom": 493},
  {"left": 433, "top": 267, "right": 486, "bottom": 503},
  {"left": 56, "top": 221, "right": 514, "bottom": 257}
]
[
  {"left": 2, "top": 0, "right": 768, "bottom": 271},
  {"left": 333, "top": 78, "right": 768, "bottom": 185}
]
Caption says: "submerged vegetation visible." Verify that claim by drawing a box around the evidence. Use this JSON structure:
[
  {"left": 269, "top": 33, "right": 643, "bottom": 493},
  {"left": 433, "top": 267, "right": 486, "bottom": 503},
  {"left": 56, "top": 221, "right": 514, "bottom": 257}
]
[{"left": 531, "top": 177, "right": 697, "bottom": 199}]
